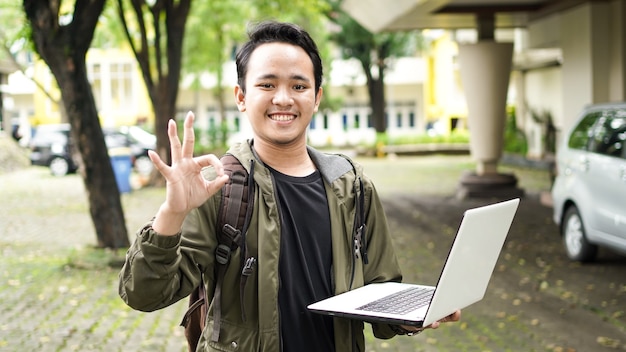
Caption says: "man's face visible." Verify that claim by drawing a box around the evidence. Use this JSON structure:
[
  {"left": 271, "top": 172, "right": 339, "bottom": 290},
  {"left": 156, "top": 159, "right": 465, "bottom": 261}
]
[{"left": 235, "top": 42, "right": 322, "bottom": 147}]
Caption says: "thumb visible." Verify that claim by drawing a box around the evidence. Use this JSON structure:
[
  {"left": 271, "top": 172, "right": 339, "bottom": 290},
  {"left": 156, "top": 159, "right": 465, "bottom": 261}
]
[{"left": 206, "top": 174, "right": 230, "bottom": 195}]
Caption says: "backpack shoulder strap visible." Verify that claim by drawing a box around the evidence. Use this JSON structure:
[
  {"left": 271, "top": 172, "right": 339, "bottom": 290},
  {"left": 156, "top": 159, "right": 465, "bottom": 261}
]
[
  {"left": 217, "top": 154, "right": 251, "bottom": 248},
  {"left": 211, "top": 154, "right": 254, "bottom": 342},
  {"left": 336, "top": 154, "right": 369, "bottom": 265}
]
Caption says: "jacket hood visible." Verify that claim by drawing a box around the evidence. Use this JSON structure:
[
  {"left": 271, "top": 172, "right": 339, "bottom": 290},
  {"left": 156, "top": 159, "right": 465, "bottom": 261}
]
[{"left": 226, "top": 140, "right": 359, "bottom": 185}]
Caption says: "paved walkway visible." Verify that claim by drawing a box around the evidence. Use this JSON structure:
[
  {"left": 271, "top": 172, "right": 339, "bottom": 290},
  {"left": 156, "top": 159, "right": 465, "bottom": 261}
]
[{"left": 1, "top": 157, "right": 624, "bottom": 351}]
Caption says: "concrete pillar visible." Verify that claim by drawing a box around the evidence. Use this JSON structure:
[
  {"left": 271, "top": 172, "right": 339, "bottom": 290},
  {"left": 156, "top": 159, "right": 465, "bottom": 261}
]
[
  {"left": 455, "top": 15, "right": 524, "bottom": 199},
  {"left": 458, "top": 41, "right": 513, "bottom": 174}
]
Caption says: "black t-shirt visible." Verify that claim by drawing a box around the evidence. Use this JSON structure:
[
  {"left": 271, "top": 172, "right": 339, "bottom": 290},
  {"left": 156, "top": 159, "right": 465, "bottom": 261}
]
[{"left": 269, "top": 167, "right": 335, "bottom": 352}]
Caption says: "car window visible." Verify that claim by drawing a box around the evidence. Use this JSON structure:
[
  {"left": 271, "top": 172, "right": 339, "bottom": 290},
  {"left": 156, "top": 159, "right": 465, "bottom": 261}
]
[
  {"left": 105, "top": 132, "right": 130, "bottom": 149},
  {"left": 588, "top": 110, "right": 626, "bottom": 158},
  {"left": 32, "top": 130, "right": 68, "bottom": 145},
  {"left": 124, "top": 126, "right": 156, "bottom": 147},
  {"left": 568, "top": 112, "right": 598, "bottom": 150}
]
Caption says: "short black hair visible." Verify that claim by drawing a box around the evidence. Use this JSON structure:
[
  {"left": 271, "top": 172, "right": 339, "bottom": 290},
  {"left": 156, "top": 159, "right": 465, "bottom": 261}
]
[{"left": 235, "top": 21, "right": 323, "bottom": 94}]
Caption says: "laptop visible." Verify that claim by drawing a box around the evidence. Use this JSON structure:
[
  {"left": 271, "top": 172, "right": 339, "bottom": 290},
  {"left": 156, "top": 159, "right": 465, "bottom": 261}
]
[{"left": 307, "top": 198, "right": 520, "bottom": 328}]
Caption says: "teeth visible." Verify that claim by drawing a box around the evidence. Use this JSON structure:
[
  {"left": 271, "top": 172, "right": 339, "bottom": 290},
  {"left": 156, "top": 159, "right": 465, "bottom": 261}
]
[{"left": 270, "top": 114, "right": 294, "bottom": 121}]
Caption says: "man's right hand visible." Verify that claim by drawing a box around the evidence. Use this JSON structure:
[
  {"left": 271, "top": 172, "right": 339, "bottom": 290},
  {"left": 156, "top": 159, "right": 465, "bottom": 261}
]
[{"left": 150, "top": 111, "right": 230, "bottom": 235}]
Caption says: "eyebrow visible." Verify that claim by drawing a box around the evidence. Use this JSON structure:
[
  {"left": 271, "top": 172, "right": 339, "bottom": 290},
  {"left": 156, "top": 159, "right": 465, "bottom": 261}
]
[{"left": 255, "top": 73, "right": 311, "bottom": 83}]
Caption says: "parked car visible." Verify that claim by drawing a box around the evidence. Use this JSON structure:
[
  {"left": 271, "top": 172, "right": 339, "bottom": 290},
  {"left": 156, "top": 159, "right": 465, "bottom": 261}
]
[
  {"left": 29, "top": 124, "right": 156, "bottom": 177},
  {"left": 551, "top": 102, "right": 626, "bottom": 261},
  {"left": 103, "top": 126, "right": 156, "bottom": 176},
  {"left": 28, "top": 123, "right": 79, "bottom": 176}
]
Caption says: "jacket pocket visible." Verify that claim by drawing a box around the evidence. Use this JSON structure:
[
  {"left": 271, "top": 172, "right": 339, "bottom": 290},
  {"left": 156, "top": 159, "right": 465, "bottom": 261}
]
[{"left": 201, "top": 319, "right": 259, "bottom": 352}]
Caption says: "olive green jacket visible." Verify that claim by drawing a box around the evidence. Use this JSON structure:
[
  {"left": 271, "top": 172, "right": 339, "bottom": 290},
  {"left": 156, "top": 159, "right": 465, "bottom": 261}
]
[{"left": 119, "top": 141, "right": 402, "bottom": 351}]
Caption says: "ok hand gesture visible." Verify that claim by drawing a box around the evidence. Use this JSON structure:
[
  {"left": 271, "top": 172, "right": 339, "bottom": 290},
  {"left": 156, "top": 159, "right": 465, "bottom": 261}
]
[{"left": 150, "top": 111, "right": 229, "bottom": 235}]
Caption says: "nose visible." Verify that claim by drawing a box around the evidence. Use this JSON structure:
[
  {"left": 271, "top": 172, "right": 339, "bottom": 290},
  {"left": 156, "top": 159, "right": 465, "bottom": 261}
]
[{"left": 272, "top": 86, "right": 294, "bottom": 106}]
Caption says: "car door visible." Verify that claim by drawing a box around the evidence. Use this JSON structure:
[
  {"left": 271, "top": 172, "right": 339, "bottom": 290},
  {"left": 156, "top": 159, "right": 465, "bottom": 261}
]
[{"left": 584, "top": 109, "right": 626, "bottom": 244}]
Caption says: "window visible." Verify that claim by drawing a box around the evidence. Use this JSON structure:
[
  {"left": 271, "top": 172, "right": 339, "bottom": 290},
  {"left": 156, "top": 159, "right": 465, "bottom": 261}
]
[
  {"left": 575, "top": 109, "right": 626, "bottom": 158},
  {"left": 593, "top": 112, "right": 626, "bottom": 158},
  {"left": 110, "top": 62, "right": 134, "bottom": 109},
  {"left": 568, "top": 113, "right": 598, "bottom": 150},
  {"left": 89, "top": 63, "right": 102, "bottom": 109}
]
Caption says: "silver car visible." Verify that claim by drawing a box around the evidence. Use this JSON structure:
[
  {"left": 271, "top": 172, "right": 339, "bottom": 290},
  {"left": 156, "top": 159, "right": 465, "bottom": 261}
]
[{"left": 552, "top": 102, "right": 626, "bottom": 261}]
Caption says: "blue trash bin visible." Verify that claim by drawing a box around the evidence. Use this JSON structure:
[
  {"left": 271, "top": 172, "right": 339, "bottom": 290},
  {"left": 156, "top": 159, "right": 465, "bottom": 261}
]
[{"left": 109, "top": 147, "right": 132, "bottom": 193}]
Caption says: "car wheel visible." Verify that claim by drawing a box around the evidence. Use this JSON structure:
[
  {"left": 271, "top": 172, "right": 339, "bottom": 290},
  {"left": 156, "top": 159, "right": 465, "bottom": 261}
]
[
  {"left": 49, "top": 156, "right": 70, "bottom": 176},
  {"left": 562, "top": 206, "right": 598, "bottom": 262},
  {"left": 134, "top": 155, "right": 153, "bottom": 176}
]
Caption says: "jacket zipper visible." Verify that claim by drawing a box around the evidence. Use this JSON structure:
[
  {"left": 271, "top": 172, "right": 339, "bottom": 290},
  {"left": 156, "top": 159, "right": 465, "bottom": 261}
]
[
  {"left": 268, "top": 170, "right": 285, "bottom": 352},
  {"left": 349, "top": 232, "right": 356, "bottom": 290},
  {"left": 348, "top": 178, "right": 361, "bottom": 290}
]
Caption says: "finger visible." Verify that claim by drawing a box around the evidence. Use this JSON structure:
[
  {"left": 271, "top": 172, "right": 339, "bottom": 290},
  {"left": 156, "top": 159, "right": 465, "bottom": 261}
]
[
  {"left": 168, "top": 119, "right": 182, "bottom": 163},
  {"left": 430, "top": 310, "right": 461, "bottom": 329},
  {"left": 440, "top": 310, "right": 461, "bottom": 323},
  {"left": 206, "top": 174, "right": 230, "bottom": 195},
  {"left": 148, "top": 150, "right": 169, "bottom": 175},
  {"left": 194, "top": 154, "right": 225, "bottom": 176},
  {"left": 181, "top": 111, "right": 195, "bottom": 158},
  {"left": 450, "top": 310, "right": 461, "bottom": 322},
  {"left": 193, "top": 154, "right": 229, "bottom": 190}
]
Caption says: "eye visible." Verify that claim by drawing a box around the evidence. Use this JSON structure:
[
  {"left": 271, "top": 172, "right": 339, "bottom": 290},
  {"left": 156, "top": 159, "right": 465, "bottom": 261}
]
[
  {"left": 293, "top": 84, "right": 307, "bottom": 91},
  {"left": 257, "top": 83, "right": 274, "bottom": 89}
]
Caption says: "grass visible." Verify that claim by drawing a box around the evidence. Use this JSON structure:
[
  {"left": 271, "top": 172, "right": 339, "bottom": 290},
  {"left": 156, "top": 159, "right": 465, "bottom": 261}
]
[{"left": 65, "top": 247, "right": 128, "bottom": 270}]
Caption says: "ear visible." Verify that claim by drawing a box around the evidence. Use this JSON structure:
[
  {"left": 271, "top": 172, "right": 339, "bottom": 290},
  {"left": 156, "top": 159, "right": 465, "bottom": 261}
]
[
  {"left": 313, "top": 87, "right": 323, "bottom": 113},
  {"left": 234, "top": 85, "right": 246, "bottom": 112}
]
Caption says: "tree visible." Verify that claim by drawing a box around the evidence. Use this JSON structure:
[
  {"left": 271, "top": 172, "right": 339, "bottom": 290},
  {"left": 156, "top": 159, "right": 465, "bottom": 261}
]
[
  {"left": 117, "top": 0, "right": 328, "bottom": 163},
  {"left": 183, "top": 0, "right": 247, "bottom": 148},
  {"left": 326, "top": 1, "right": 421, "bottom": 135},
  {"left": 116, "top": 0, "right": 191, "bottom": 186},
  {"left": 1, "top": 1, "right": 63, "bottom": 120},
  {"left": 23, "top": 0, "right": 130, "bottom": 249}
]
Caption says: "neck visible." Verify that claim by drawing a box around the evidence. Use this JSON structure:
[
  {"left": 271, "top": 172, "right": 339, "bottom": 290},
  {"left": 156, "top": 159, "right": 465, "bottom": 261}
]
[{"left": 252, "top": 138, "right": 315, "bottom": 176}]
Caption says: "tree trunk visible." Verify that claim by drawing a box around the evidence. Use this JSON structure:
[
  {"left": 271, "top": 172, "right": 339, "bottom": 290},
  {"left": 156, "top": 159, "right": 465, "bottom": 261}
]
[
  {"left": 24, "top": 0, "right": 129, "bottom": 249},
  {"left": 362, "top": 62, "right": 387, "bottom": 134},
  {"left": 118, "top": 0, "right": 190, "bottom": 187},
  {"left": 64, "top": 65, "right": 129, "bottom": 248},
  {"left": 149, "top": 83, "right": 177, "bottom": 187}
]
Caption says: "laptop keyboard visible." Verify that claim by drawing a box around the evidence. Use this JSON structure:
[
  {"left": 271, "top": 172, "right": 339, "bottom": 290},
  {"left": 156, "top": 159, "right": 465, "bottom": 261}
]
[{"left": 356, "top": 286, "right": 435, "bottom": 315}]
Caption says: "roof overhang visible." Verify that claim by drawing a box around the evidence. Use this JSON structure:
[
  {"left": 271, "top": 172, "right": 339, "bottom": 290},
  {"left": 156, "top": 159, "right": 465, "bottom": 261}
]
[{"left": 341, "top": 0, "right": 588, "bottom": 32}]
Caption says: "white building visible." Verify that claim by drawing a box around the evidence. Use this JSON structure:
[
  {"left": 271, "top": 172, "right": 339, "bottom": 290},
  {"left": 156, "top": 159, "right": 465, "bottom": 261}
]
[
  {"left": 176, "top": 56, "right": 427, "bottom": 148},
  {"left": 4, "top": 50, "right": 428, "bottom": 149}
]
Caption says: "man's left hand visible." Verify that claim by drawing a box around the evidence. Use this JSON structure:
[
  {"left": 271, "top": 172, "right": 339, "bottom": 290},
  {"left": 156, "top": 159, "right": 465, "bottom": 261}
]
[{"left": 399, "top": 309, "right": 462, "bottom": 335}]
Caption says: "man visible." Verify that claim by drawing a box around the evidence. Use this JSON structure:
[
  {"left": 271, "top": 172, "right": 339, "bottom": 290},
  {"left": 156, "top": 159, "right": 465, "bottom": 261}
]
[{"left": 119, "top": 21, "right": 459, "bottom": 351}]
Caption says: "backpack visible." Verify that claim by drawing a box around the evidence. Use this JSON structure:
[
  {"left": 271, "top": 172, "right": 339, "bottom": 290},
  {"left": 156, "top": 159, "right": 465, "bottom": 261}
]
[
  {"left": 180, "top": 154, "right": 254, "bottom": 351},
  {"left": 179, "top": 153, "right": 367, "bottom": 351}
]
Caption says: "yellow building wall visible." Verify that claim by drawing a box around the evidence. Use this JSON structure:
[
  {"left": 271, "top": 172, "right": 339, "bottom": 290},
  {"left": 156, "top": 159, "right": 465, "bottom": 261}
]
[
  {"left": 87, "top": 47, "right": 153, "bottom": 127},
  {"left": 29, "top": 47, "right": 153, "bottom": 127},
  {"left": 424, "top": 30, "right": 468, "bottom": 134},
  {"left": 30, "top": 60, "right": 62, "bottom": 126}
]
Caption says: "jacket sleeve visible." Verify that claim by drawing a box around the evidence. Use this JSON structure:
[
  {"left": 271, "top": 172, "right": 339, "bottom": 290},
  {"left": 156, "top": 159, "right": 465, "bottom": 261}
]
[
  {"left": 118, "top": 194, "right": 221, "bottom": 312},
  {"left": 360, "top": 176, "right": 404, "bottom": 339}
]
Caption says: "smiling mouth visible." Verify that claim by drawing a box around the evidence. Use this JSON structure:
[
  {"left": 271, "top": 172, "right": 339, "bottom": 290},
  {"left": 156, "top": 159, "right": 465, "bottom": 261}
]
[{"left": 269, "top": 114, "right": 295, "bottom": 121}]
